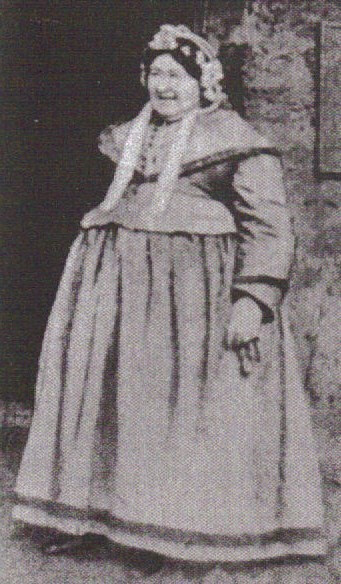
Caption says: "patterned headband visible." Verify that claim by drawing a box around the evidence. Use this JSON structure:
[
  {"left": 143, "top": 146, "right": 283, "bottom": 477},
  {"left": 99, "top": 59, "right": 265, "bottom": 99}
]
[
  {"left": 149, "top": 24, "right": 218, "bottom": 59},
  {"left": 142, "top": 24, "right": 226, "bottom": 104}
]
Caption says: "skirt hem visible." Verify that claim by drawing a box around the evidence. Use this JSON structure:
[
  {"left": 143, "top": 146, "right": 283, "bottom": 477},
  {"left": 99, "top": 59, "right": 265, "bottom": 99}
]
[{"left": 12, "top": 503, "right": 327, "bottom": 564}]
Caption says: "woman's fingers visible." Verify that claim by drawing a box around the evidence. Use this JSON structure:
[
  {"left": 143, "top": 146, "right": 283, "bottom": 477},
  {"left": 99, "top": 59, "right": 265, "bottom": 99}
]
[
  {"left": 227, "top": 297, "right": 263, "bottom": 349},
  {"left": 252, "top": 337, "right": 261, "bottom": 362},
  {"left": 247, "top": 337, "right": 260, "bottom": 363},
  {"left": 237, "top": 346, "right": 252, "bottom": 377},
  {"left": 226, "top": 298, "right": 263, "bottom": 375},
  {"left": 235, "top": 337, "right": 261, "bottom": 377}
]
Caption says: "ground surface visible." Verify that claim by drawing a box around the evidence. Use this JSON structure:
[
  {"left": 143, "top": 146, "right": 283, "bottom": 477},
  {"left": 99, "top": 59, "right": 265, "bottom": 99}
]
[{"left": 1, "top": 427, "right": 340, "bottom": 584}]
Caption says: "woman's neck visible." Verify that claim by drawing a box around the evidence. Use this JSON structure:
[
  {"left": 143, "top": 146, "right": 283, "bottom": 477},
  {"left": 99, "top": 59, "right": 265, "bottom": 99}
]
[
  {"left": 151, "top": 100, "right": 221, "bottom": 125},
  {"left": 151, "top": 105, "right": 201, "bottom": 124}
]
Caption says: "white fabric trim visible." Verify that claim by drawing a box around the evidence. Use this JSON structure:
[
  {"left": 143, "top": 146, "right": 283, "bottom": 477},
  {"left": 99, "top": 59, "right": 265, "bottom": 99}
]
[
  {"left": 99, "top": 101, "right": 220, "bottom": 222},
  {"left": 100, "top": 102, "right": 152, "bottom": 211}
]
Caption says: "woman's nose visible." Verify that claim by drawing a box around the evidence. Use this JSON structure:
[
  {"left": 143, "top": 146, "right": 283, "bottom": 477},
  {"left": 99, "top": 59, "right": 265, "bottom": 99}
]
[{"left": 155, "top": 75, "right": 173, "bottom": 93}]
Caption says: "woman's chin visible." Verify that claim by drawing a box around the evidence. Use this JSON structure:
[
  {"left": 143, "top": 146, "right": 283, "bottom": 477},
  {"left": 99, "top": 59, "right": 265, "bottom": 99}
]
[
  {"left": 150, "top": 96, "right": 201, "bottom": 121},
  {"left": 150, "top": 100, "right": 183, "bottom": 120}
]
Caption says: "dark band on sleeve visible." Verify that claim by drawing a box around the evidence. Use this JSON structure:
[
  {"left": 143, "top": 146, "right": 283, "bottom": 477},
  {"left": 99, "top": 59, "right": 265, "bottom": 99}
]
[{"left": 233, "top": 275, "right": 289, "bottom": 292}]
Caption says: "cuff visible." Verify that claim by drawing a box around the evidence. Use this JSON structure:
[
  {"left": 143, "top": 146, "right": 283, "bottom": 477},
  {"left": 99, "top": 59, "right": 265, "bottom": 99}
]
[{"left": 232, "top": 280, "right": 286, "bottom": 323}]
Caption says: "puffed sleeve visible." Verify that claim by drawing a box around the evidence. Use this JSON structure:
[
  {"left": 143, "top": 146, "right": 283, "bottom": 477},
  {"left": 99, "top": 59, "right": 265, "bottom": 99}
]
[
  {"left": 232, "top": 153, "right": 295, "bottom": 321},
  {"left": 97, "top": 121, "right": 131, "bottom": 164},
  {"left": 97, "top": 125, "right": 120, "bottom": 162}
]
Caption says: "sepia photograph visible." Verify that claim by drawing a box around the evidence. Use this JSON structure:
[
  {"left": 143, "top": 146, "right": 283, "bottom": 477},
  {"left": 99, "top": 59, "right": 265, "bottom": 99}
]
[{"left": 1, "top": 1, "right": 340, "bottom": 583}]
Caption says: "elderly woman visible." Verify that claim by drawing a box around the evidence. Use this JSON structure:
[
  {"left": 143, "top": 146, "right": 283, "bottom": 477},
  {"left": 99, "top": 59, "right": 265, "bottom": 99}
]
[{"left": 13, "top": 24, "right": 326, "bottom": 579}]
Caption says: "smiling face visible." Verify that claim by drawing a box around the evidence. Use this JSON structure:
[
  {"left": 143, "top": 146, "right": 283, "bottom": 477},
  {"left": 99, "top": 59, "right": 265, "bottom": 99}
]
[{"left": 147, "top": 54, "right": 201, "bottom": 121}]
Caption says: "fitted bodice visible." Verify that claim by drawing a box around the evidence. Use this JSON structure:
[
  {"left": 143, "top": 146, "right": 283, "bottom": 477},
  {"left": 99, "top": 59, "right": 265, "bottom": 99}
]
[
  {"left": 139, "top": 116, "right": 177, "bottom": 177},
  {"left": 81, "top": 106, "right": 293, "bottom": 316},
  {"left": 86, "top": 113, "right": 246, "bottom": 234}
]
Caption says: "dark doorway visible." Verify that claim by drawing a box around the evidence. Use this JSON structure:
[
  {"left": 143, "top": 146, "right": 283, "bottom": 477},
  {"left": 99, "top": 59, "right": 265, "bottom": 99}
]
[{"left": 1, "top": 1, "right": 205, "bottom": 403}]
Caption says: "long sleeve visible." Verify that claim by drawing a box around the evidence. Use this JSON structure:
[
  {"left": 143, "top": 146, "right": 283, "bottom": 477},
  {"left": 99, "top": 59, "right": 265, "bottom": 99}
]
[{"left": 232, "top": 153, "right": 295, "bottom": 320}]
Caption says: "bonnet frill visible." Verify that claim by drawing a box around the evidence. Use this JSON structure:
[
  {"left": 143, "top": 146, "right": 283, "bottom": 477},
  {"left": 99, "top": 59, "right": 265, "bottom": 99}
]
[{"left": 82, "top": 25, "right": 228, "bottom": 228}]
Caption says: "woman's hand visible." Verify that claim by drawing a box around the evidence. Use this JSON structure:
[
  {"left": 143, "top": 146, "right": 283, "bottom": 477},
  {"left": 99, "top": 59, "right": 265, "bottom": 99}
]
[
  {"left": 227, "top": 296, "right": 263, "bottom": 376},
  {"left": 80, "top": 205, "right": 112, "bottom": 229}
]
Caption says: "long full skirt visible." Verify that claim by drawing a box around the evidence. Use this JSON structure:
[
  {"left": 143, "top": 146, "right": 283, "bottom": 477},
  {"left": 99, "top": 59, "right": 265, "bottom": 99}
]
[{"left": 13, "top": 225, "right": 326, "bottom": 564}]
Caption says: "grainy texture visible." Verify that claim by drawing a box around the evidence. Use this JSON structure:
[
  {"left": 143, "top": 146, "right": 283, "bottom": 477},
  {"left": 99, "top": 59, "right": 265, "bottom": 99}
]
[
  {"left": 1, "top": 1, "right": 340, "bottom": 582},
  {"left": 205, "top": 2, "right": 341, "bottom": 580},
  {"left": 0, "top": 438, "right": 338, "bottom": 583},
  {"left": 206, "top": 0, "right": 341, "bottom": 502}
]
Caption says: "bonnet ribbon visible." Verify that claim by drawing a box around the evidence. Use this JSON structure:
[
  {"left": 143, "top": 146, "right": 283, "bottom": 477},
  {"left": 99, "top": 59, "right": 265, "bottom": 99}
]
[{"left": 99, "top": 101, "right": 218, "bottom": 226}]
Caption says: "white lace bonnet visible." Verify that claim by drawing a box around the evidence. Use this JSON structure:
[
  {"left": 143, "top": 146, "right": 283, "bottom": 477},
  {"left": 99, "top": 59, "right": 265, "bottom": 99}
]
[
  {"left": 95, "top": 25, "right": 226, "bottom": 226},
  {"left": 141, "top": 24, "right": 225, "bottom": 104}
]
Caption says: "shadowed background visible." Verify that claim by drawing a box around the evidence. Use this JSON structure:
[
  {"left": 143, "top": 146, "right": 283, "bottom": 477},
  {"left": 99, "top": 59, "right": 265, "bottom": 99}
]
[
  {"left": 1, "top": 1, "right": 340, "bottom": 582},
  {"left": 1, "top": 0, "right": 207, "bottom": 403},
  {"left": 1, "top": 0, "right": 340, "bottom": 465},
  {"left": 1, "top": 0, "right": 248, "bottom": 404}
]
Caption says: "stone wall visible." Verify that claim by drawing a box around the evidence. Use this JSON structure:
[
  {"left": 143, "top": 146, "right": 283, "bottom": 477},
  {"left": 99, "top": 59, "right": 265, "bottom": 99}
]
[{"left": 206, "top": 0, "right": 341, "bottom": 565}]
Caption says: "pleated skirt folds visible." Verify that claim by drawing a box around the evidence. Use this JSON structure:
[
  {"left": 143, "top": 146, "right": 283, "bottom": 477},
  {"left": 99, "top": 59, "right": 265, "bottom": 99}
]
[{"left": 13, "top": 225, "right": 326, "bottom": 563}]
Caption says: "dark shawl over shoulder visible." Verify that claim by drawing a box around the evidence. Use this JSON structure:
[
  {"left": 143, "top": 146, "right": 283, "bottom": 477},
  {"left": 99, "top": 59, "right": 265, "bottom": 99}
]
[{"left": 83, "top": 107, "right": 294, "bottom": 317}]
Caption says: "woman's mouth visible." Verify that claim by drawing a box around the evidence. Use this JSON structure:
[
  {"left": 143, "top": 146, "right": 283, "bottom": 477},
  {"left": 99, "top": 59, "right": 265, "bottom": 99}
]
[{"left": 155, "top": 95, "right": 177, "bottom": 101}]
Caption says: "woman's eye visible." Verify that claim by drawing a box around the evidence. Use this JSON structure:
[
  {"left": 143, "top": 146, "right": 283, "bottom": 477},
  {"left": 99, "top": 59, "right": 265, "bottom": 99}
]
[
  {"left": 169, "top": 72, "right": 179, "bottom": 79},
  {"left": 148, "top": 70, "right": 183, "bottom": 81}
]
